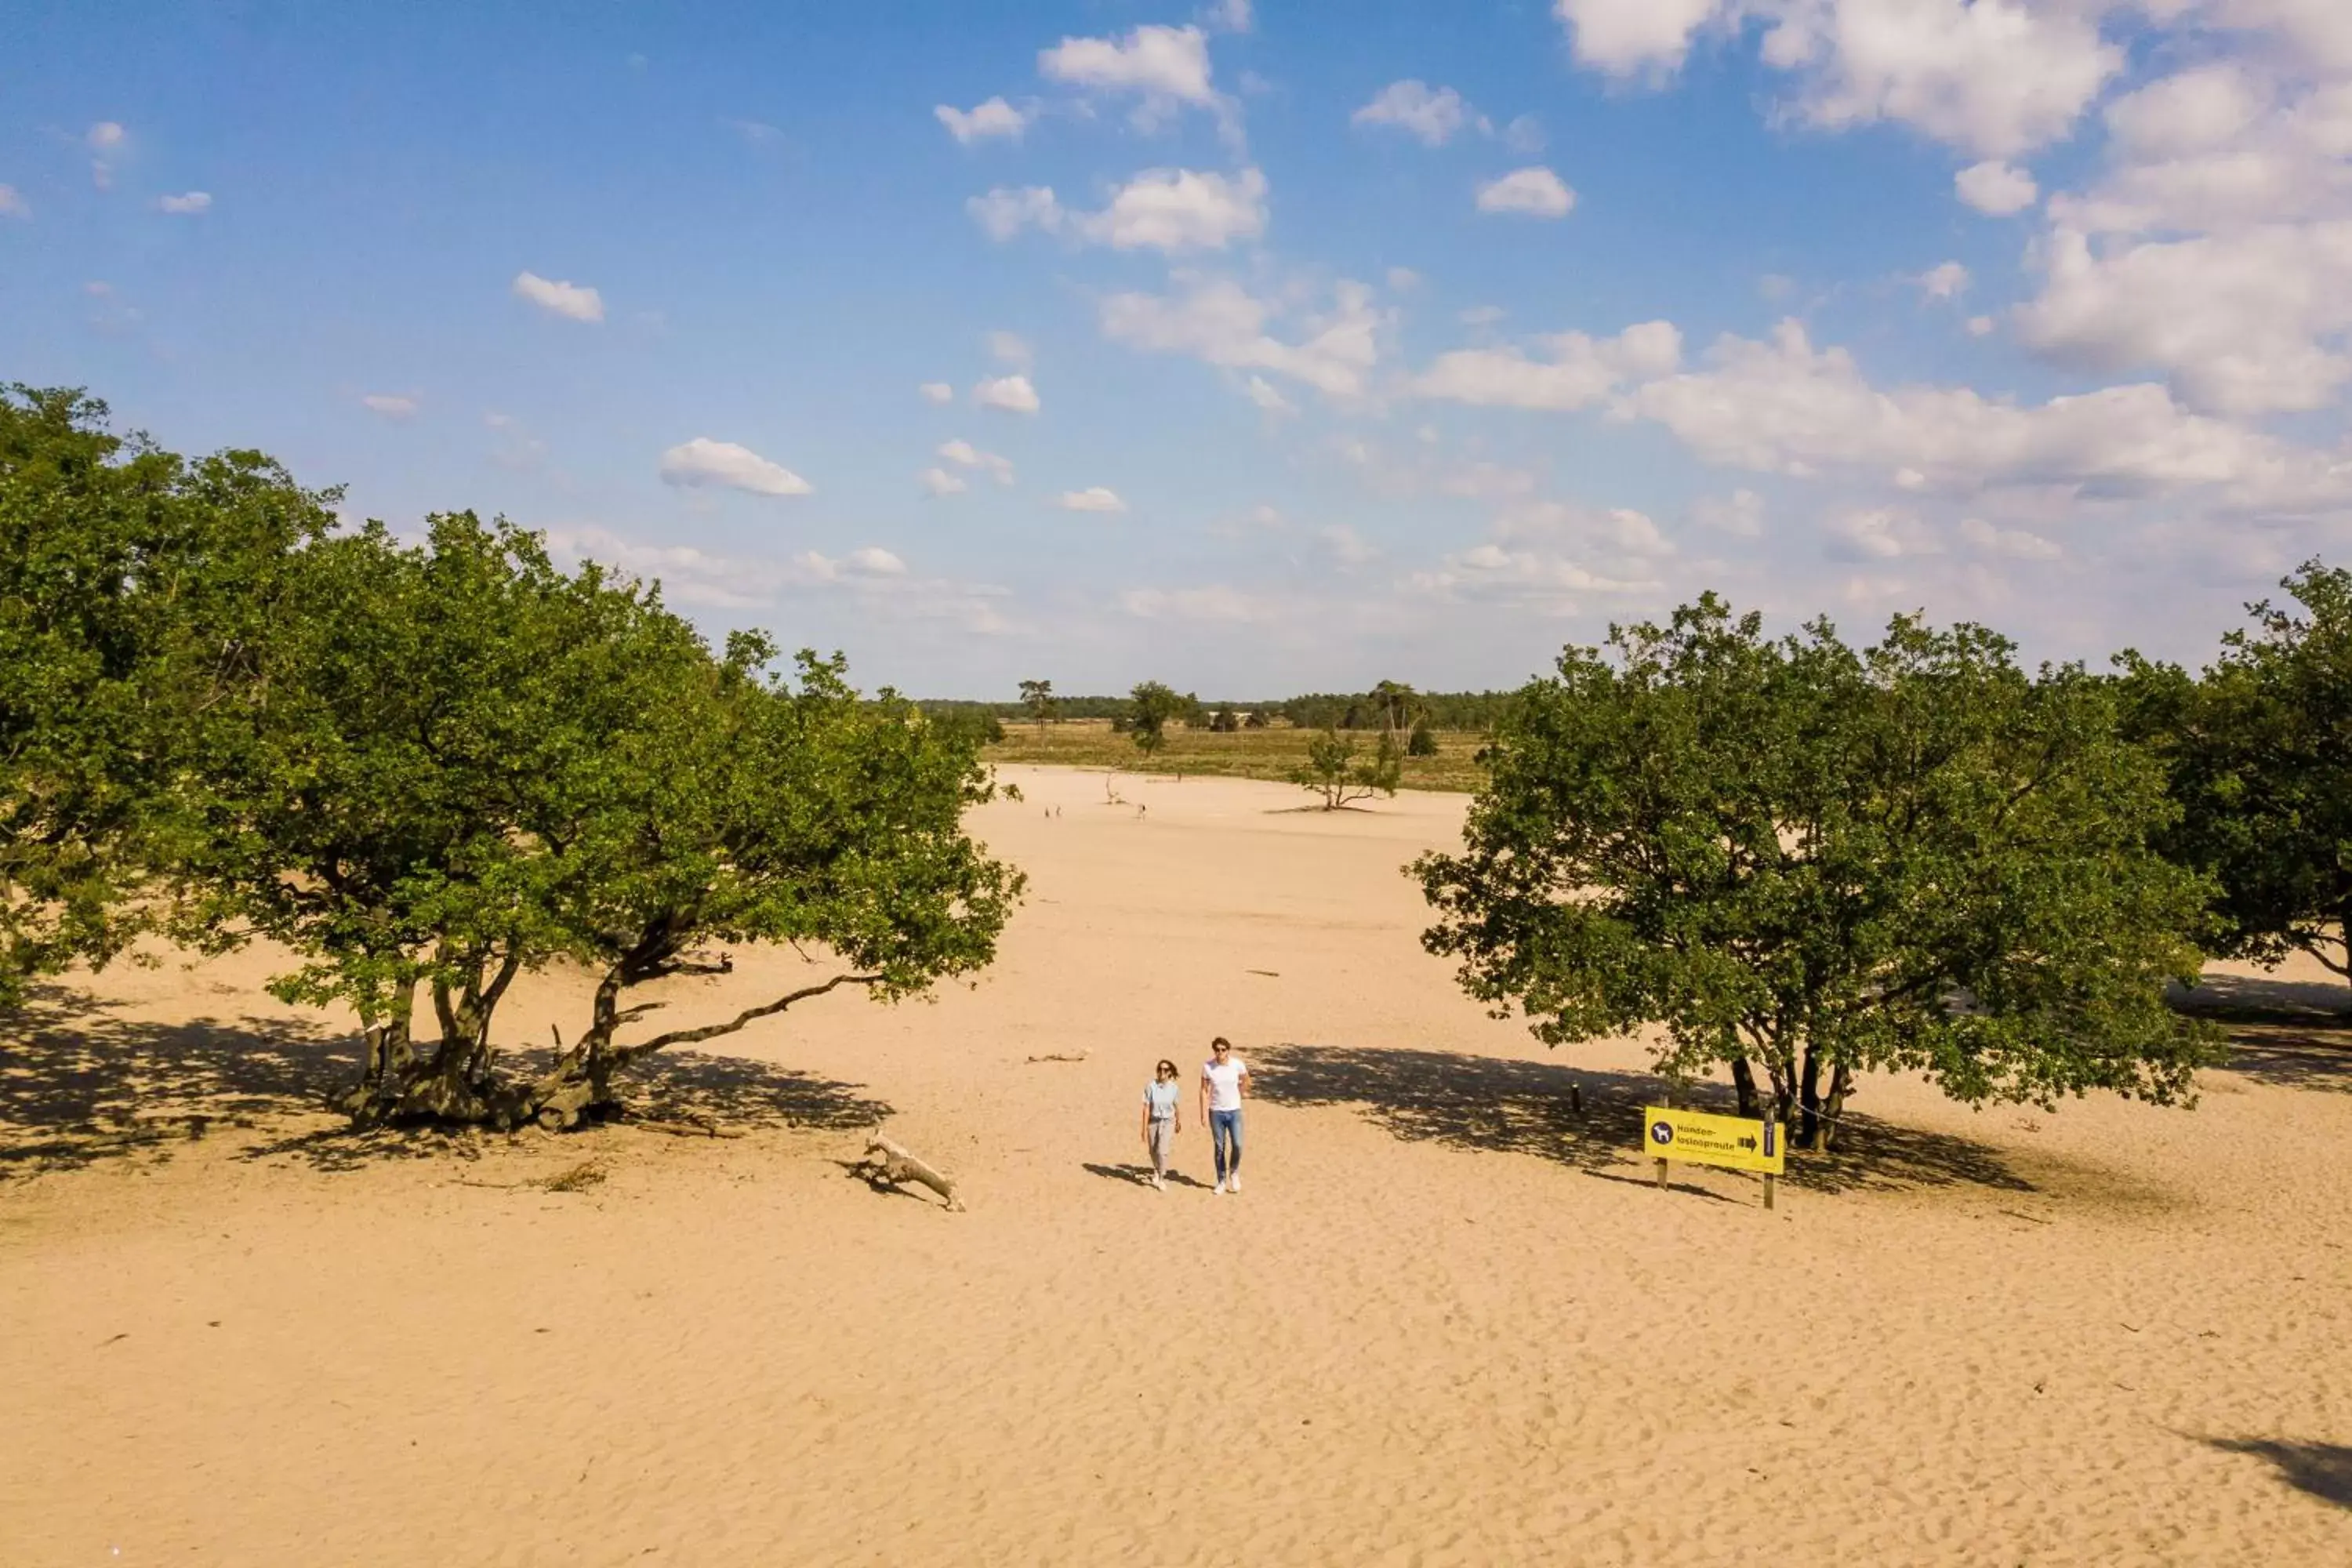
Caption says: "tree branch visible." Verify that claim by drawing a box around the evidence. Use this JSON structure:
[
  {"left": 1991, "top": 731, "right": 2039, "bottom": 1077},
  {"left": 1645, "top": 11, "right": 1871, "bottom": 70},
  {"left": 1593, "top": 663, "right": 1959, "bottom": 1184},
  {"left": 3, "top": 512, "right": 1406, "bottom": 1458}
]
[{"left": 612, "top": 971, "right": 881, "bottom": 1065}]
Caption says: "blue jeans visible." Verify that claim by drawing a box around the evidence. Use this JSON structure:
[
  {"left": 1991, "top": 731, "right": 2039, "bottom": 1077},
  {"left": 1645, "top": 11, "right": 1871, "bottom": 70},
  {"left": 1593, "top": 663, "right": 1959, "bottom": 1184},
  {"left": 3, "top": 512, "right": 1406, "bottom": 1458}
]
[{"left": 1210, "top": 1108, "right": 1243, "bottom": 1181}]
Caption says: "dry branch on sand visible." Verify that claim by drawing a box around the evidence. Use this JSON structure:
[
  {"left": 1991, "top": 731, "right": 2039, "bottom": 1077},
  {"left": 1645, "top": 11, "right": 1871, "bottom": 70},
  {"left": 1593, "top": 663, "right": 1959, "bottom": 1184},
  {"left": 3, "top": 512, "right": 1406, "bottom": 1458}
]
[{"left": 854, "top": 1135, "right": 963, "bottom": 1210}]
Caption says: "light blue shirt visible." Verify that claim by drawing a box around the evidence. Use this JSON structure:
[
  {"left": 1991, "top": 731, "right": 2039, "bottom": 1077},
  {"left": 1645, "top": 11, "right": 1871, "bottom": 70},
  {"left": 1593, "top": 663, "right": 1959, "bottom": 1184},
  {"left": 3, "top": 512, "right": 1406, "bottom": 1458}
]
[{"left": 1143, "top": 1080, "right": 1181, "bottom": 1120}]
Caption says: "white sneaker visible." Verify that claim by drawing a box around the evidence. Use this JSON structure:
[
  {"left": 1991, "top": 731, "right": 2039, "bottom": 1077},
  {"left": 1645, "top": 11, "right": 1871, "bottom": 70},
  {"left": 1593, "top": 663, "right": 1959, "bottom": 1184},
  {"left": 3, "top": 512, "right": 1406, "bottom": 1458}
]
[
  {"left": 1228, "top": 1172, "right": 1242, "bottom": 1194},
  {"left": 1151, "top": 1174, "right": 1165, "bottom": 1192},
  {"left": 1213, "top": 1178, "right": 1227, "bottom": 1194}
]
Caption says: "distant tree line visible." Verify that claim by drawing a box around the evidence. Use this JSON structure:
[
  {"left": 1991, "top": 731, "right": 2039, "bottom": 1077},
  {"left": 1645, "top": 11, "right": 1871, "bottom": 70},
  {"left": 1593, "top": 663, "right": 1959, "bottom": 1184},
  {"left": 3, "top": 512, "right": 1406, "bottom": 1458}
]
[{"left": 913, "top": 688, "right": 1520, "bottom": 731}]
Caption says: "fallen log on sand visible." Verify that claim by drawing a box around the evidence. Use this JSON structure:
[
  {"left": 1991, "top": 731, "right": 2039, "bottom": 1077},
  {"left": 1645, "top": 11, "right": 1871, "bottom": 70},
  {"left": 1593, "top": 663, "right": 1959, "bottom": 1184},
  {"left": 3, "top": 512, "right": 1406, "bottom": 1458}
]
[{"left": 858, "top": 1135, "right": 964, "bottom": 1210}]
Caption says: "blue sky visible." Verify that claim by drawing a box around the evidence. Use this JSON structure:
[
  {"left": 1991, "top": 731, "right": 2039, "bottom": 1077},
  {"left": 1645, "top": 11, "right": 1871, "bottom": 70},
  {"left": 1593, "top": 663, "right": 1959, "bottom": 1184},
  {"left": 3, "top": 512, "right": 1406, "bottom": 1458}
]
[{"left": 5, "top": 1, "right": 2350, "bottom": 696}]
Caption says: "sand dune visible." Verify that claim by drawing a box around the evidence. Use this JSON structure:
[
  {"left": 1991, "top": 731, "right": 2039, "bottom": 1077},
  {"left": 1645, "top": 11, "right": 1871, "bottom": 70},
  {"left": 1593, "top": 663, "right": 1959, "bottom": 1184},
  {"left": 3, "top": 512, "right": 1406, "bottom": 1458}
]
[{"left": 4, "top": 765, "right": 2349, "bottom": 1565}]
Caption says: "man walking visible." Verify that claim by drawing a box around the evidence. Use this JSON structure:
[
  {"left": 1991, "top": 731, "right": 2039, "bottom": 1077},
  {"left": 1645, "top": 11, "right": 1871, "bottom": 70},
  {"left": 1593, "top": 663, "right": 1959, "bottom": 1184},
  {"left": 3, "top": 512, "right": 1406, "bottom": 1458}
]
[{"left": 1200, "top": 1036, "right": 1250, "bottom": 1195}]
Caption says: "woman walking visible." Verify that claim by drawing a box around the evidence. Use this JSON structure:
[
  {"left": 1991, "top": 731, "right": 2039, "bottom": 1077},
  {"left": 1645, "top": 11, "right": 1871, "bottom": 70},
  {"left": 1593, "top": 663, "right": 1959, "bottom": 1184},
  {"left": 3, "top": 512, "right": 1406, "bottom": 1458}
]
[{"left": 1140, "top": 1058, "right": 1183, "bottom": 1191}]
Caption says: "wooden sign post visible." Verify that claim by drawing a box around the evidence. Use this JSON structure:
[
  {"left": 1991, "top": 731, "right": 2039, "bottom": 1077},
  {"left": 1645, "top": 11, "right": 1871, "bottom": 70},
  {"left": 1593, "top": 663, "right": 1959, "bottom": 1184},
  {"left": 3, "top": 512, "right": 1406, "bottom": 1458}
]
[{"left": 1641, "top": 1105, "right": 1786, "bottom": 1208}]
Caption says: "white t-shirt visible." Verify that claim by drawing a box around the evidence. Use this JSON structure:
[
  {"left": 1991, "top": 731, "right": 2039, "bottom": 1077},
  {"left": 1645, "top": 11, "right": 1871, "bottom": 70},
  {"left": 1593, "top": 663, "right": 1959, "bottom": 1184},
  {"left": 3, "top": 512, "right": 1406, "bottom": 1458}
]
[{"left": 1202, "top": 1056, "right": 1249, "bottom": 1112}]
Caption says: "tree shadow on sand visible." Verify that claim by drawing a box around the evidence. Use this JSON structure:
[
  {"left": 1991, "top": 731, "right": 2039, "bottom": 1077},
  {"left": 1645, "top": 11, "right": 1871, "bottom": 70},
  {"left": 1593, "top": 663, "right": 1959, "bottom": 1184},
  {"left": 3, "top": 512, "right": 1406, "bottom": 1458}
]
[
  {"left": 3, "top": 986, "right": 891, "bottom": 1177},
  {"left": 2206, "top": 1439, "right": 2352, "bottom": 1508},
  {"left": 2171, "top": 974, "right": 2352, "bottom": 1094},
  {"left": 1252, "top": 1042, "right": 2033, "bottom": 1196}
]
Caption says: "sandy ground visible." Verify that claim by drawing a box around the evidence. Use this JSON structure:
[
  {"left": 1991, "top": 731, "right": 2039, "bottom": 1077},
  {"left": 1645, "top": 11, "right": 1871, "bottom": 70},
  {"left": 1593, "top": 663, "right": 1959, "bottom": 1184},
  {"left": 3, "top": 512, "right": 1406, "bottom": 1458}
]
[{"left": 3, "top": 764, "right": 2350, "bottom": 1566}]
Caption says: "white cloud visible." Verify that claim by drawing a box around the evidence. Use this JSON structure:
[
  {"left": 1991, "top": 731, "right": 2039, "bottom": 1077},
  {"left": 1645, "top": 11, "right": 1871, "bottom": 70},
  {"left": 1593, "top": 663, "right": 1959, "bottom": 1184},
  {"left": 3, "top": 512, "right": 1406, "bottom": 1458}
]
[
  {"left": 1959, "top": 517, "right": 2062, "bottom": 560},
  {"left": 658, "top": 437, "right": 812, "bottom": 497},
  {"left": 1552, "top": 0, "right": 1725, "bottom": 77},
  {"left": 1039, "top": 24, "right": 1223, "bottom": 132},
  {"left": 986, "top": 330, "right": 1033, "bottom": 368},
  {"left": 1691, "top": 488, "right": 1767, "bottom": 537},
  {"left": 155, "top": 191, "right": 211, "bottom": 214},
  {"left": 968, "top": 185, "right": 1064, "bottom": 241},
  {"left": 1827, "top": 508, "right": 1938, "bottom": 561},
  {"left": 1503, "top": 114, "right": 1548, "bottom": 154},
  {"left": 1955, "top": 159, "right": 2038, "bottom": 215},
  {"left": 1119, "top": 584, "right": 1275, "bottom": 622},
  {"left": 1352, "top": 81, "right": 1478, "bottom": 146},
  {"left": 2015, "top": 222, "right": 2352, "bottom": 415},
  {"left": 920, "top": 467, "right": 968, "bottom": 497},
  {"left": 1916, "top": 260, "right": 1970, "bottom": 299},
  {"left": 1100, "top": 276, "right": 1384, "bottom": 398},
  {"left": 1058, "top": 486, "right": 1128, "bottom": 513},
  {"left": 1967, "top": 314, "right": 1995, "bottom": 337},
  {"left": 1475, "top": 166, "right": 1575, "bottom": 218},
  {"left": 0, "top": 185, "right": 26, "bottom": 220},
  {"left": 1087, "top": 165, "right": 1268, "bottom": 250},
  {"left": 1412, "top": 541, "right": 1658, "bottom": 612},
  {"left": 1559, "top": 2, "right": 2118, "bottom": 158},
  {"left": 919, "top": 382, "right": 955, "bottom": 405},
  {"left": 935, "top": 96, "right": 1033, "bottom": 143},
  {"left": 971, "top": 167, "right": 1269, "bottom": 252},
  {"left": 1244, "top": 375, "right": 1297, "bottom": 415},
  {"left": 2102, "top": 63, "right": 2269, "bottom": 165},
  {"left": 727, "top": 118, "right": 784, "bottom": 146},
  {"left": 1319, "top": 523, "right": 1380, "bottom": 567},
  {"left": 512, "top": 270, "right": 604, "bottom": 323},
  {"left": 87, "top": 122, "right": 126, "bottom": 151},
  {"left": 1203, "top": 0, "right": 1254, "bottom": 34},
  {"left": 1766, "top": 0, "right": 2122, "bottom": 158},
  {"left": 938, "top": 437, "right": 1015, "bottom": 483},
  {"left": 1414, "top": 320, "right": 1682, "bottom": 410},
  {"left": 1623, "top": 318, "right": 2324, "bottom": 502},
  {"left": 361, "top": 394, "right": 418, "bottom": 419},
  {"left": 1386, "top": 267, "right": 1422, "bottom": 292},
  {"left": 1459, "top": 305, "right": 1507, "bottom": 326},
  {"left": 547, "top": 527, "right": 1002, "bottom": 628},
  {"left": 974, "top": 374, "right": 1040, "bottom": 413}
]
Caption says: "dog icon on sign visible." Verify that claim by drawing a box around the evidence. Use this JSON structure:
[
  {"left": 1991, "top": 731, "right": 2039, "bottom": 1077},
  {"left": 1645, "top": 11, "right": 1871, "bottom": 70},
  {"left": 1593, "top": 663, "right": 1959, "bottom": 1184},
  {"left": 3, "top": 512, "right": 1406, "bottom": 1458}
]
[{"left": 1650, "top": 1120, "right": 1675, "bottom": 1146}]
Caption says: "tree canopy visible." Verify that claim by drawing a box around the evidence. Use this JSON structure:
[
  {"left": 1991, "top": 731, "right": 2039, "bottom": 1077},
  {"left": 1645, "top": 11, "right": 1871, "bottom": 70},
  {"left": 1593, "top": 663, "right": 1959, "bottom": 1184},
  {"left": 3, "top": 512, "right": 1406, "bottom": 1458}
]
[
  {"left": 3, "top": 387, "right": 1022, "bottom": 1133},
  {"left": 0, "top": 384, "right": 334, "bottom": 1005},
  {"left": 2122, "top": 561, "right": 2352, "bottom": 989},
  {"left": 1416, "top": 595, "right": 2218, "bottom": 1147}
]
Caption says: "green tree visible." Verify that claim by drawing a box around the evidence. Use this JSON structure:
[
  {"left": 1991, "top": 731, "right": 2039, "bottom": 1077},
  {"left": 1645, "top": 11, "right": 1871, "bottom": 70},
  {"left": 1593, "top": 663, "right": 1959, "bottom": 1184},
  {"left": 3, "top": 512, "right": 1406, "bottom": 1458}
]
[
  {"left": 1209, "top": 704, "right": 1240, "bottom": 733},
  {"left": 1129, "top": 680, "right": 1185, "bottom": 758},
  {"left": 2123, "top": 561, "right": 2352, "bottom": 990},
  {"left": 1290, "top": 727, "right": 1402, "bottom": 810},
  {"left": 0, "top": 386, "right": 333, "bottom": 1007},
  {"left": 1370, "top": 679, "right": 1421, "bottom": 747},
  {"left": 1416, "top": 595, "right": 2217, "bottom": 1149},
  {"left": 175, "top": 513, "right": 1022, "bottom": 1129},
  {"left": 1018, "top": 678, "right": 1055, "bottom": 738},
  {"left": 1407, "top": 717, "right": 1439, "bottom": 757}
]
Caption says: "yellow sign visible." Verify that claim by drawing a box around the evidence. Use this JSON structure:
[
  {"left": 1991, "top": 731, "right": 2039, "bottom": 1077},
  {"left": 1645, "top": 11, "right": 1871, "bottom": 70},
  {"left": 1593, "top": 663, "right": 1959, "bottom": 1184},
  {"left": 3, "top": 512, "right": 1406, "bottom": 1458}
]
[{"left": 1641, "top": 1106, "right": 1784, "bottom": 1175}]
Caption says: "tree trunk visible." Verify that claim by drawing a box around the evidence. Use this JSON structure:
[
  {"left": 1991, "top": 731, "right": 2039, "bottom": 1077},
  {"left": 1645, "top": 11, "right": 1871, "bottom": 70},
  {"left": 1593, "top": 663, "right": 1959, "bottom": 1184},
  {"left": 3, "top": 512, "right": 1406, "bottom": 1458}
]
[
  {"left": 1730, "top": 1057, "right": 1761, "bottom": 1120},
  {"left": 1820, "top": 1064, "right": 1855, "bottom": 1154},
  {"left": 1797, "top": 1045, "right": 1824, "bottom": 1150}
]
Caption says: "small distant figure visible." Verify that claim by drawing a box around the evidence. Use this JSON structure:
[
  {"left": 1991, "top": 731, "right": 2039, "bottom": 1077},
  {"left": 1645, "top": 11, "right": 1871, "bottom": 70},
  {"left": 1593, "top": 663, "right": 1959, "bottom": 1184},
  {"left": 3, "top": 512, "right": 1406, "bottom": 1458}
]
[
  {"left": 1137, "top": 803, "right": 1147, "bottom": 818},
  {"left": 1200, "top": 1036, "right": 1250, "bottom": 1195},
  {"left": 1140, "top": 1058, "right": 1183, "bottom": 1191}
]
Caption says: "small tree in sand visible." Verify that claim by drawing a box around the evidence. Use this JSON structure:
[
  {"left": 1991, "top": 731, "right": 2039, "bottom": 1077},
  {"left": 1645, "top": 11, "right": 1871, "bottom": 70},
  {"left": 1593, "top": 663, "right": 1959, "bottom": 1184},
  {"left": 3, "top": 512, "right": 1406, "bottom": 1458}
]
[
  {"left": 1129, "top": 681, "right": 1185, "bottom": 759},
  {"left": 1416, "top": 595, "right": 2217, "bottom": 1150},
  {"left": 1018, "top": 678, "right": 1055, "bottom": 739},
  {"left": 1406, "top": 718, "right": 1439, "bottom": 757},
  {"left": 1291, "top": 728, "right": 1402, "bottom": 810}
]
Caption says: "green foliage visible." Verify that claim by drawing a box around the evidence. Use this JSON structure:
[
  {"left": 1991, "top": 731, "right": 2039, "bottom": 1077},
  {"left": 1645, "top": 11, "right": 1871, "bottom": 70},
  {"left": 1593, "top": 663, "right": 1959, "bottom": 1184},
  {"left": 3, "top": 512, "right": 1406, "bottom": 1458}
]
[
  {"left": 1416, "top": 594, "right": 2218, "bottom": 1145},
  {"left": 169, "top": 510, "right": 1022, "bottom": 1127},
  {"left": 1407, "top": 718, "right": 1439, "bottom": 757},
  {"left": 1290, "top": 727, "right": 1403, "bottom": 810},
  {"left": 1210, "top": 704, "right": 1240, "bottom": 733},
  {"left": 0, "top": 385, "right": 334, "bottom": 1006},
  {"left": 2122, "top": 560, "right": 2352, "bottom": 985},
  {"left": 1129, "top": 680, "right": 1187, "bottom": 757}
]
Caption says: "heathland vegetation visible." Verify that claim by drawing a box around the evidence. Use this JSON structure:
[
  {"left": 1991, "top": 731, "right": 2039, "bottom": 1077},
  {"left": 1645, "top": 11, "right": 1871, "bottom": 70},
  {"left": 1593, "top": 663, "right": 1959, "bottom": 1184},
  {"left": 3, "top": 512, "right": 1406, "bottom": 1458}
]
[{"left": 5, "top": 383, "right": 2346, "bottom": 1139}]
